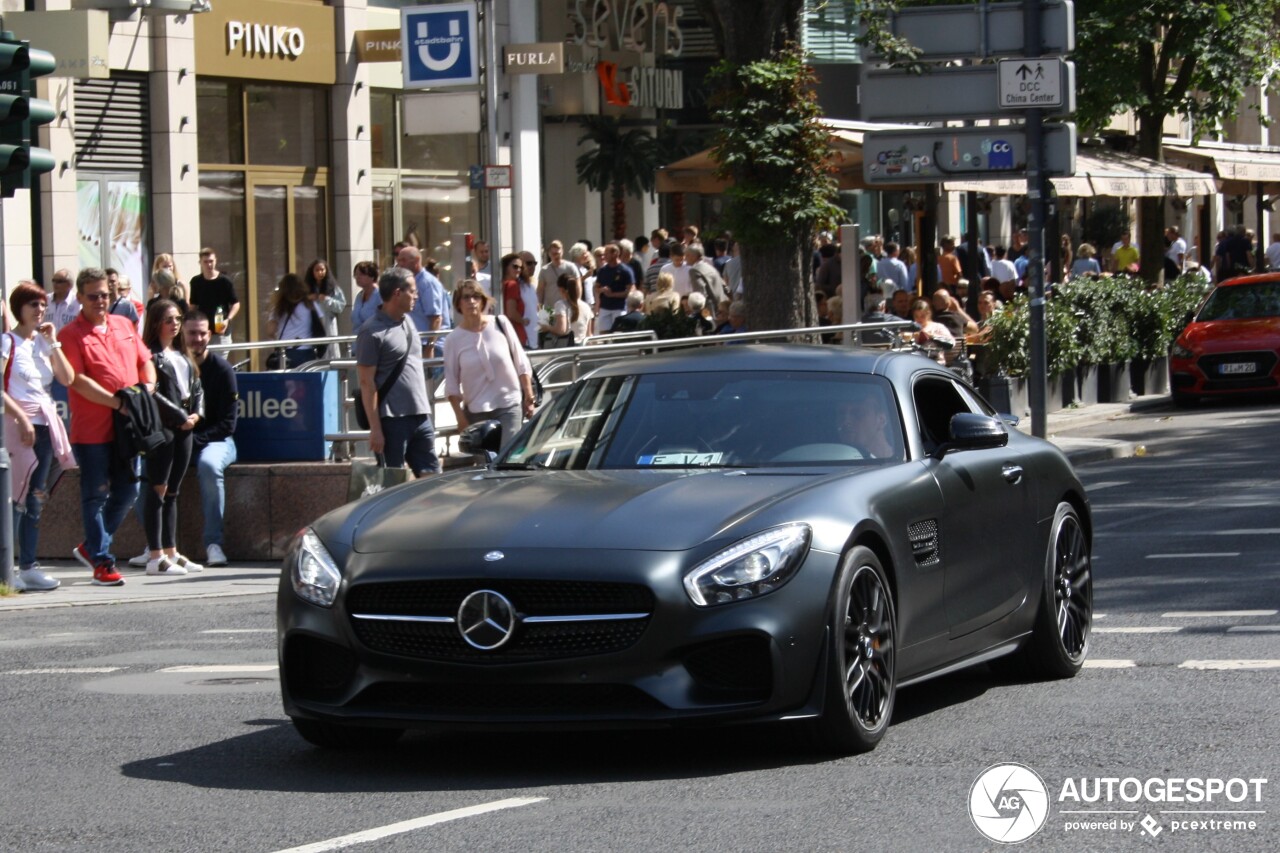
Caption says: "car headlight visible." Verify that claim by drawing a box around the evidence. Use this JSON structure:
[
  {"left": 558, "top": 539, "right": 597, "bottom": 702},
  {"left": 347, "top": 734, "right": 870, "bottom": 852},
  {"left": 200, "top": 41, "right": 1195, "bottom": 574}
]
[
  {"left": 684, "top": 523, "right": 812, "bottom": 606},
  {"left": 1170, "top": 341, "right": 1195, "bottom": 359},
  {"left": 291, "top": 529, "right": 342, "bottom": 608}
]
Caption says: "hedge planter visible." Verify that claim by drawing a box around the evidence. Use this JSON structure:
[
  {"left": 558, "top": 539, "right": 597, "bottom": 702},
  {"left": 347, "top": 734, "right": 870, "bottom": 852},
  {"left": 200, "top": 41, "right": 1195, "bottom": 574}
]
[
  {"left": 1131, "top": 356, "right": 1170, "bottom": 396},
  {"left": 979, "top": 375, "right": 1028, "bottom": 418},
  {"left": 1050, "top": 371, "right": 1077, "bottom": 410},
  {"left": 1076, "top": 364, "right": 1100, "bottom": 407},
  {"left": 1096, "top": 361, "right": 1130, "bottom": 403}
]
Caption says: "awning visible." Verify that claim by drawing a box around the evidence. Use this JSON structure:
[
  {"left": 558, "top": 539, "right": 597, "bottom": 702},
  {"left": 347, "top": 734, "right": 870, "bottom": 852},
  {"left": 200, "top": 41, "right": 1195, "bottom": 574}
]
[
  {"left": 943, "top": 148, "right": 1218, "bottom": 197},
  {"left": 655, "top": 119, "right": 927, "bottom": 194},
  {"left": 1163, "top": 141, "right": 1280, "bottom": 195}
]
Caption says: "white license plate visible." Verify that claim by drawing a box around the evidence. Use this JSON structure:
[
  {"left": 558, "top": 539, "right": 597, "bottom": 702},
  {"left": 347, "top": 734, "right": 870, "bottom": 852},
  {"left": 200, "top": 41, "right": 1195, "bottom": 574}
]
[{"left": 1220, "top": 362, "right": 1256, "bottom": 375}]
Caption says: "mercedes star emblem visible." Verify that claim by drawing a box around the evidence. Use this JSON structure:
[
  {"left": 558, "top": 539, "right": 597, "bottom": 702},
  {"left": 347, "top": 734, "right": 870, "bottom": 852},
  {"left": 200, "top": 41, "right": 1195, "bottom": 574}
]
[{"left": 457, "top": 589, "right": 517, "bottom": 650}]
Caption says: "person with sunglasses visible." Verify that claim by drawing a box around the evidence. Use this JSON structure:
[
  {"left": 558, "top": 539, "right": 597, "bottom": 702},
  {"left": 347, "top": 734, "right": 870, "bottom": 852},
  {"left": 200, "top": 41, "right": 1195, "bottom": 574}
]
[
  {"left": 2, "top": 283, "right": 76, "bottom": 591},
  {"left": 58, "top": 268, "right": 157, "bottom": 587},
  {"left": 499, "top": 253, "right": 533, "bottom": 347}
]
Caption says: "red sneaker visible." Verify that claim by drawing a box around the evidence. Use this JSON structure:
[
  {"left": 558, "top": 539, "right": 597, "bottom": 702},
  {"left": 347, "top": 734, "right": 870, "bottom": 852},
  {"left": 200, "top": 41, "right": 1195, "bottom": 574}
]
[
  {"left": 72, "top": 542, "right": 94, "bottom": 570},
  {"left": 91, "top": 560, "right": 125, "bottom": 587}
]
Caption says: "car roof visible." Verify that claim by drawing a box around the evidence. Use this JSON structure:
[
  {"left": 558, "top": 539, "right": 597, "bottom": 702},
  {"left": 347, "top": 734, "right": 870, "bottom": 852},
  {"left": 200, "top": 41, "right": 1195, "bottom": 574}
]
[
  {"left": 1216, "top": 272, "right": 1280, "bottom": 288},
  {"left": 585, "top": 343, "right": 943, "bottom": 384}
]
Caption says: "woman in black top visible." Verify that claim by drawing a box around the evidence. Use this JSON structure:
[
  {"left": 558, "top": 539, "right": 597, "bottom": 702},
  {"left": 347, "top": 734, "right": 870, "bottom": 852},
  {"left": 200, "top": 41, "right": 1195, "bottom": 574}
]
[{"left": 141, "top": 298, "right": 204, "bottom": 575}]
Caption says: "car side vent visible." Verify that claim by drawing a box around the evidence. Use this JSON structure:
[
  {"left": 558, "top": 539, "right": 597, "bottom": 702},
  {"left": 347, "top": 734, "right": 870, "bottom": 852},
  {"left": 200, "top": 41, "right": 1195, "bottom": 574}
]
[{"left": 908, "top": 519, "right": 940, "bottom": 566}]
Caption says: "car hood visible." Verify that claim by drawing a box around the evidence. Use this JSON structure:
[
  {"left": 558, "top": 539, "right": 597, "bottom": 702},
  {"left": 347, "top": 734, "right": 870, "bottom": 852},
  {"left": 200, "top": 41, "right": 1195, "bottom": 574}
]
[
  {"left": 348, "top": 468, "right": 837, "bottom": 553},
  {"left": 1181, "top": 317, "right": 1280, "bottom": 352}
]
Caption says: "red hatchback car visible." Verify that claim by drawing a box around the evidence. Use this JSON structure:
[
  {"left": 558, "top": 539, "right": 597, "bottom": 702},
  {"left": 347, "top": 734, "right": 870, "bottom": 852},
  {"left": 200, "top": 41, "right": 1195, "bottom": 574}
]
[{"left": 1169, "top": 273, "right": 1280, "bottom": 405}]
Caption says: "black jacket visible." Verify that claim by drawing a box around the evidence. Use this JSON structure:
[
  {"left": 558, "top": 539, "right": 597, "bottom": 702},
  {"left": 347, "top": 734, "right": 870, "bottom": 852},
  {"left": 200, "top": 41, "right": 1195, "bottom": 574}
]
[
  {"left": 151, "top": 346, "right": 205, "bottom": 431},
  {"left": 193, "top": 352, "right": 238, "bottom": 451}
]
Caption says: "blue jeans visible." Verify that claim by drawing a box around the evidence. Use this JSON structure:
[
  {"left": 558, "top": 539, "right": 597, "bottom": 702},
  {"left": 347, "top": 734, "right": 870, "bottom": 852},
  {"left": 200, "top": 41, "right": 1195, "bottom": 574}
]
[
  {"left": 194, "top": 437, "right": 236, "bottom": 548},
  {"left": 13, "top": 424, "right": 53, "bottom": 570},
  {"left": 380, "top": 414, "right": 439, "bottom": 475},
  {"left": 73, "top": 442, "right": 140, "bottom": 563}
]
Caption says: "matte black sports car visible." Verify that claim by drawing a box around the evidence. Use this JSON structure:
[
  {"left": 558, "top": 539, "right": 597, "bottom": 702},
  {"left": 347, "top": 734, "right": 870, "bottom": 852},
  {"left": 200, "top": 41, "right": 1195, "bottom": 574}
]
[{"left": 279, "top": 345, "right": 1092, "bottom": 753}]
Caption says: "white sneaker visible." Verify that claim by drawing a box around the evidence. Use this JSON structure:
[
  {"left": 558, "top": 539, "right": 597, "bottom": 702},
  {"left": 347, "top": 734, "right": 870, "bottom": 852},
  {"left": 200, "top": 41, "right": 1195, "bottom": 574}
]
[
  {"left": 128, "top": 548, "right": 150, "bottom": 568},
  {"left": 205, "top": 544, "right": 228, "bottom": 567},
  {"left": 8, "top": 570, "right": 27, "bottom": 592},
  {"left": 174, "top": 554, "right": 203, "bottom": 573},
  {"left": 18, "top": 566, "right": 59, "bottom": 591},
  {"left": 146, "top": 556, "right": 187, "bottom": 576}
]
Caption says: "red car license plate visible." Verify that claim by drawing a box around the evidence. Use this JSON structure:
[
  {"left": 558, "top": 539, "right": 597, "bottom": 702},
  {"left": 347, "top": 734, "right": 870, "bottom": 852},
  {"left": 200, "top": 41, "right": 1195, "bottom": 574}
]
[{"left": 1220, "top": 362, "right": 1256, "bottom": 374}]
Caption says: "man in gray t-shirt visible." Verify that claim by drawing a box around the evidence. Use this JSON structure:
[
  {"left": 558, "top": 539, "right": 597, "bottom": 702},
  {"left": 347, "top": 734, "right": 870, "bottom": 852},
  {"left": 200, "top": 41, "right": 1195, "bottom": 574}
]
[
  {"left": 354, "top": 268, "right": 439, "bottom": 475},
  {"left": 537, "top": 240, "right": 581, "bottom": 307}
]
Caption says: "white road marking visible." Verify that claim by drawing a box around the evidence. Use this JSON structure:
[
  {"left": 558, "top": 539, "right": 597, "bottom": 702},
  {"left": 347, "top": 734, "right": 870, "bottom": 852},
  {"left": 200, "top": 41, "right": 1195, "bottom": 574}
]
[
  {"left": 1093, "top": 627, "right": 1182, "bottom": 634},
  {"left": 2, "top": 667, "right": 123, "bottom": 675},
  {"left": 1227, "top": 626, "right": 1280, "bottom": 633},
  {"left": 1162, "top": 610, "right": 1277, "bottom": 618},
  {"left": 1145, "top": 553, "right": 1240, "bottom": 559},
  {"left": 1213, "top": 528, "right": 1280, "bottom": 535},
  {"left": 159, "top": 664, "right": 278, "bottom": 673},
  {"left": 270, "top": 797, "right": 548, "bottom": 853},
  {"left": 1083, "top": 659, "right": 1136, "bottom": 668},
  {"left": 1179, "top": 660, "right": 1280, "bottom": 670},
  {"left": 200, "top": 629, "right": 275, "bottom": 634},
  {"left": 1084, "top": 481, "right": 1128, "bottom": 491}
]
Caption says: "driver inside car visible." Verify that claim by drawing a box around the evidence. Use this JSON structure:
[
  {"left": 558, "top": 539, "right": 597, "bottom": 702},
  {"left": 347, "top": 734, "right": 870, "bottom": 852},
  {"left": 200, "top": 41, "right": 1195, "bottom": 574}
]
[{"left": 835, "top": 396, "right": 896, "bottom": 459}]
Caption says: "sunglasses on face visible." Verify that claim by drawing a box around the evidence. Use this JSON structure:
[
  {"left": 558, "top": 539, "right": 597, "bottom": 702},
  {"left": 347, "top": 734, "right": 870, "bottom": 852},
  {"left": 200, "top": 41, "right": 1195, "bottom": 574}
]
[{"left": 82, "top": 292, "right": 111, "bottom": 302}]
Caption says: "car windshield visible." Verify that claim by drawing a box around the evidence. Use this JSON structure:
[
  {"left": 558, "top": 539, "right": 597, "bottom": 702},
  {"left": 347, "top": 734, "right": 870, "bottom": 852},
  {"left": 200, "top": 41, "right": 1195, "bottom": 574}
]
[
  {"left": 1197, "top": 282, "right": 1280, "bottom": 321},
  {"left": 499, "top": 371, "right": 906, "bottom": 470}
]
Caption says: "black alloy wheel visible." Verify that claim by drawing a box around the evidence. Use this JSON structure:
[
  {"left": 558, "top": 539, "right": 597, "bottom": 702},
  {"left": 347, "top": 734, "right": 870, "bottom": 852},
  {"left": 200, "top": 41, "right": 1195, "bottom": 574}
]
[
  {"left": 1027, "top": 502, "right": 1092, "bottom": 677},
  {"left": 811, "top": 546, "right": 897, "bottom": 754}
]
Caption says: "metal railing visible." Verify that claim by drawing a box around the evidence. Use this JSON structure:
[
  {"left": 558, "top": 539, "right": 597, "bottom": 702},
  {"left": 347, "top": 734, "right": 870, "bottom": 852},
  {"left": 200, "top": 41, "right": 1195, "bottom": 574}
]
[{"left": 227, "top": 320, "right": 916, "bottom": 459}]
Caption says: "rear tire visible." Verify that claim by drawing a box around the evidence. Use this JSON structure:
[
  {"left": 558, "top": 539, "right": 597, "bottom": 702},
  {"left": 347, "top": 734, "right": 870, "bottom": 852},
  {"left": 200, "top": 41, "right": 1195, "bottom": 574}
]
[
  {"left": 1024, "top": 502, "right": 1092, "bottom": 678},
  {"left": 291, "top": 717, "right": 404, "bottom": 749},
  {"left": 808, "top": 546, "right": 896, "bottom": 754}
]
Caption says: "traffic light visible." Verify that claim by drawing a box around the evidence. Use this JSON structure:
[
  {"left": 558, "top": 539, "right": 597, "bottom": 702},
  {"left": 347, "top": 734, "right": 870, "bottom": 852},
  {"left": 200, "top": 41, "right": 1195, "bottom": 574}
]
[{"left": 0, "top": 32, "right": 55, "bottom": 199}]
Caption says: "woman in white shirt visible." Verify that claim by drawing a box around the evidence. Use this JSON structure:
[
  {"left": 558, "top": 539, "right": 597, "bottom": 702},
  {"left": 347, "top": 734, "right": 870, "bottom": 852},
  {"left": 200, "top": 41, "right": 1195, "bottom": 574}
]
[
  {"left": 2, "top": 283, "right": 76, "bottom": 592},
  {"left": 543, "top": 273, "right": 593, "bottom": 345},
  {"left": 444, "top": 280, "right": 536, "bottom": 452},
  {"left": 911, "top": 299, "right": 957, "bottom": 365}
]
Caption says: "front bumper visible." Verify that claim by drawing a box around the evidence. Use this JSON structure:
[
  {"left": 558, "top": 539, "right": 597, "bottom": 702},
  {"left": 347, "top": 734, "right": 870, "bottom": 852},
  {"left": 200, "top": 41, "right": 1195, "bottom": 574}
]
[
  {"left": 277, "top": 545, "right": 841, "bottom": 729},
  {"left": 1171, "top": 349, "right": 1280, "bottom": 396}
]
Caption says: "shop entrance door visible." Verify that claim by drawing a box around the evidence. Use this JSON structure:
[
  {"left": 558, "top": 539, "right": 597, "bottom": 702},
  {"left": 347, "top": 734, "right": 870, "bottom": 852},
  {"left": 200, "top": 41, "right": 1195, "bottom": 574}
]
[{"left": 245, "top": 173, "right": 329, "bottom": 365}]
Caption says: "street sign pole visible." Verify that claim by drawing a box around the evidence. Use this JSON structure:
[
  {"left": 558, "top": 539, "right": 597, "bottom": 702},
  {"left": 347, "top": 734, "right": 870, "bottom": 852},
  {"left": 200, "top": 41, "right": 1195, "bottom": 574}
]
[
  {"left": 1026, "top": 0, "right": 1048, "bottom": 438},
  {"left": 482, "top": 0, "right": 502, "bottom": 317}
]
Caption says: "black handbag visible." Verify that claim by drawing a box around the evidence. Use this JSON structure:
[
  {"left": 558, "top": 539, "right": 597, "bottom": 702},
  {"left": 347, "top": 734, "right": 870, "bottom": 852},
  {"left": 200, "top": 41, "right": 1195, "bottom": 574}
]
[
  {"left": 352, "top": 323, "right": 415, "bottom": 430},
  {"left": 497, "top": 316, "right": 543, "bottom": 407}
]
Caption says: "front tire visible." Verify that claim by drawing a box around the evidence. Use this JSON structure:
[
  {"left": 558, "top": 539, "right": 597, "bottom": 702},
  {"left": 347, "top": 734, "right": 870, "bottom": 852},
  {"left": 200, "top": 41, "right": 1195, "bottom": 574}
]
[
  {"left": 809, "top": 546, "right": 896, "bottom": 754},
  {"left": 291, "top": 717, "right": 404, "bottom": 749},
  {"left": 1024, "top": 502, "right": 1092, "bottom": 678}
]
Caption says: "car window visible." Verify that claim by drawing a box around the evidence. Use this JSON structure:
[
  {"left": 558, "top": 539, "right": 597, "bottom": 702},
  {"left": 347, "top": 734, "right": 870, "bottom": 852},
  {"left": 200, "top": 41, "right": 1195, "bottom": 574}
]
[
  {"left": 1197, "top": 282, "right": 1280, "bottom": 321},
  {"left": 501, "top": 371, "right": 906, "bottom": 470},
  {"left": 913, "top": 376, "right": 978, "bottom": 452}
]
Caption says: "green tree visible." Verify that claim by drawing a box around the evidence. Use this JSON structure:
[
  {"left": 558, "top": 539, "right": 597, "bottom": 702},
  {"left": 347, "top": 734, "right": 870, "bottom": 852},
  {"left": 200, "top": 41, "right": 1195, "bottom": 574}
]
[
  {"left": 575, "top": 116, "right": 662, "bottom": 240},
  {"left": 1073, "top": 0, "right": 1280, "bottom": 279}
]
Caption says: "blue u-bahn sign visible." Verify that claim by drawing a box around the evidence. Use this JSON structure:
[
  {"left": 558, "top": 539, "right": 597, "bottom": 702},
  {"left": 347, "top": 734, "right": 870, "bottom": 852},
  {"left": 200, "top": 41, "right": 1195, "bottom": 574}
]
[{"left": 401, "top": 3, "right": 480, "bottom": 89}]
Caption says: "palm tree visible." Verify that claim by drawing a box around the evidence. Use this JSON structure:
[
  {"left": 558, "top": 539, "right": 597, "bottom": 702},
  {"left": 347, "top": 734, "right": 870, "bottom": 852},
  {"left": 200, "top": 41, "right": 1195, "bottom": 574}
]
[{"left": 575, "top": 116, "right": 661, "bottom": 240}]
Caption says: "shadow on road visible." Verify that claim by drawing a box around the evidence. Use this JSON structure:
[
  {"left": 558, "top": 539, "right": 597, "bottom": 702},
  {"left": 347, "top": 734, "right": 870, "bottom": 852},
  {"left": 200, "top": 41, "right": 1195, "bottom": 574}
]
[{"left": 120, "top": 668, "right": 1032, "bottom": 794}]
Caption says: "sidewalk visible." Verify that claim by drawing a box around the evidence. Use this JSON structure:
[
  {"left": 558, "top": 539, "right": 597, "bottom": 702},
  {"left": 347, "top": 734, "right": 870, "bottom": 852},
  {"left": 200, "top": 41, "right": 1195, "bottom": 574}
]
[{"left": 0, "top": 395, "right": 1160, "bottom": 612}]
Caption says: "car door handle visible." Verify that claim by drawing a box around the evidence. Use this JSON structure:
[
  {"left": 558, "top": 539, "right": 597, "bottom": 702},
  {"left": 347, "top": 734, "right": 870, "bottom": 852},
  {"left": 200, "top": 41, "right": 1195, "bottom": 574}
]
[{"left": 1002, "top": 464, "right": 1024, "bottom": 484}]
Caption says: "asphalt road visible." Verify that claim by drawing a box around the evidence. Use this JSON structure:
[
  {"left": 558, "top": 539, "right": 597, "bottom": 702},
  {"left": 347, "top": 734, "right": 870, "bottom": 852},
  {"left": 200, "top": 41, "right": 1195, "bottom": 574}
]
[{"left": 0, "top": 398, "right": 1277, "bottom": 853}]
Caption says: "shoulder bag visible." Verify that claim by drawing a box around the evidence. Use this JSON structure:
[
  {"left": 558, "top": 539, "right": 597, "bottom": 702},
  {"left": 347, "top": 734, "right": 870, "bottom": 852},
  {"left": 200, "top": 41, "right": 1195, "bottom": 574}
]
[
  {"left": 496, "top": 316, "right": 543, "bottom": 407},
  {"left": 352, "top": 321, "right": 415, "bottom": 430}
]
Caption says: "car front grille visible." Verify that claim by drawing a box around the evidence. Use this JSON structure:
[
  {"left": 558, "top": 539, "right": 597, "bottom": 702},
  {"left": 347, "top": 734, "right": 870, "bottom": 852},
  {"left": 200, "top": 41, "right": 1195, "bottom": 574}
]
[
  {"left": 1197, "top": 350, "right": 1278, "bottom": 391},
  {"left": 346, "top": 579, "right": 654, "bottom": 663},
  {"left": 350, "top": 681, "right": 667, "bottom": 717},
  {"left": 682, "top": 634, "right": 773, "bottom": 700}
]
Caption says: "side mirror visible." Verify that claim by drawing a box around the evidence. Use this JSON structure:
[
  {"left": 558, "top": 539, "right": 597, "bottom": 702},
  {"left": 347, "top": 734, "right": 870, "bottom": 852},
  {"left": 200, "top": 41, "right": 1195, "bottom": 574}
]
[
  {"left": 459, "top": 419, "right": 503, "bottom": 455},
  {"left": 932, "top": 412, "right": 1009, "bottom": 459}
]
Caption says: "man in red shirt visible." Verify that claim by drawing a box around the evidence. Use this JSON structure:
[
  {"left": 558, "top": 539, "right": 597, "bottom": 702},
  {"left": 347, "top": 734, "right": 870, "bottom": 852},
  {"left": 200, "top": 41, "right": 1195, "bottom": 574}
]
[{"left": 58, "top": 268, "right": 156, "bottom": 586}]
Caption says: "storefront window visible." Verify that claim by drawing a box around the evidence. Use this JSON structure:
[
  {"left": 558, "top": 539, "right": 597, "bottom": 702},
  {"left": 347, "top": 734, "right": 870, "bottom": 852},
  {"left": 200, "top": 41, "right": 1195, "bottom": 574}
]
[
  {"left": 77, "top": 177, "right": 150, "bottom": 287},
  {"left": 246, "top": 85, "right": 329, "bottom": 167},
  {"left": 370, "top": 91, "right": 395, "bottom": 169},
  {"left": 197, "top": 170, "right": 249, "bottom": 303},
  {"left": 197, "top": 80, "right": 245, "bottom": 165}
]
